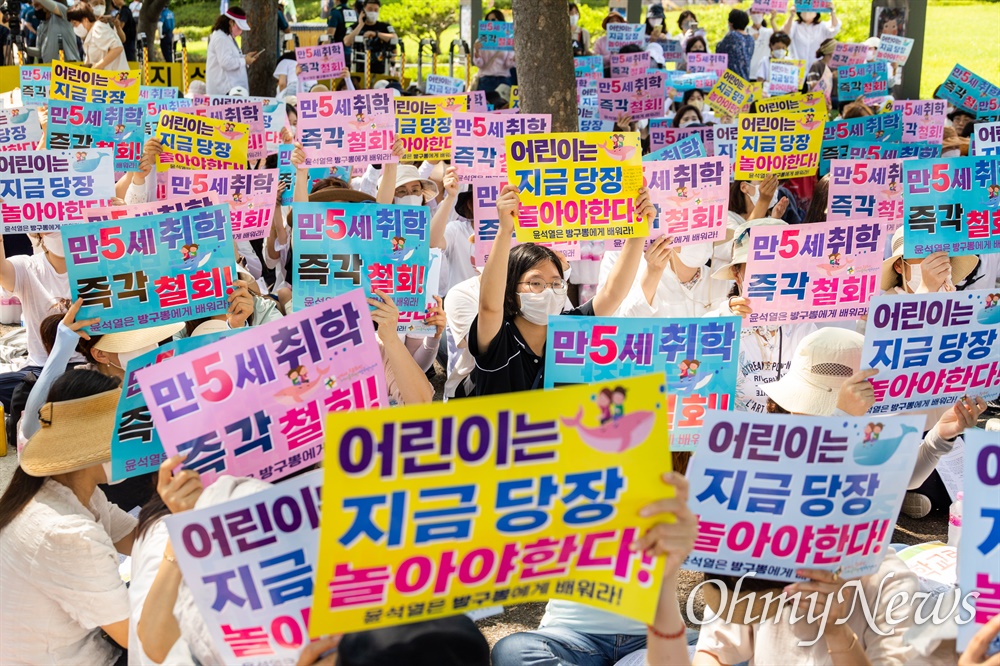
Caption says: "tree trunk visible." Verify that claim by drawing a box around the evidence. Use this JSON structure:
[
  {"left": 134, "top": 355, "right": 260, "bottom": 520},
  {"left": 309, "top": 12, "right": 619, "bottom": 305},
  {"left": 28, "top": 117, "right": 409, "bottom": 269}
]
[
  {"left": 511, "top": 0, "right": 577, "bottom": 132},
  {"left": 243, "top": 0, "right": 278, "bottom": 97},
  {"left": 138, "top": 0, "right": 168, "bottom": 61}
]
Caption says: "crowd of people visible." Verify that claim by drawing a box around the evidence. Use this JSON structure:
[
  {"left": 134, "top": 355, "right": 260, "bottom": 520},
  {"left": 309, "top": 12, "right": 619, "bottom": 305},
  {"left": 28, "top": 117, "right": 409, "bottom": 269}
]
[{"left": 0, "top": 0, "right": 998, "bottom": 665}]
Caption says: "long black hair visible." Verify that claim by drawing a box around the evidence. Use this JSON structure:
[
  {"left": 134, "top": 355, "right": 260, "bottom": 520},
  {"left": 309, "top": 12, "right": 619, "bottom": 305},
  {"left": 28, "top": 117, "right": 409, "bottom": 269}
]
[
  {"left": 0, "top": 370, "right": 121, "bottom": 532},
  {"left": 503, "top": 243, "right": 563, "bottom": 319}
]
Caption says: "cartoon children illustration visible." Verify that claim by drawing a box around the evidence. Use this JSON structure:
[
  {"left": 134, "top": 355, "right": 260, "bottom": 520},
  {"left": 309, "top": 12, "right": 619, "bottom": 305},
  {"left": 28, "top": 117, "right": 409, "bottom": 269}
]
[
  {"left": 988, "top": 184, "right": 1000, "bottom": 200},
  {"left": 224, "top": 121, "right": 236, "bottom": 133},
  {"left": 686, "top": 360, "right": 701, "bottom": 377},
  {"left": 863, "top": 423, "right": 874, "bottom": 444},
  {"left": 114, "top": 124, "right": 126, "bottom": 135},
  {"left": 288, "top": 365, "right": 310, "bottom": 386},
  {"left": 986, "top": 293, "right": 998, "bottom": 309},
  {"left": 75, "top": 151, "right": 88, "bottom": 162},
  {"left": 610, "top": 133, "right": 625, "bottom": 150},
  {"left": 392, "top": 236, "right": 406, "bottom": 252},
  {"left": 829, "top": 252, "right": 842, "bottom": 266},
  {"left": 181, "top": 243, "right": 199, "bottom": 263},
  {"left": 118, "top": 72, "right": 130, "bottom": 82},
  {"left": 233, "top": 192, "right": 243, "bottom": 204},
  {"left": 611, "top": 386, "right": 627, "bottom": 421},
  {"left": 679, "top": 359, "right": 700, "bottom": 379},
  {"left": 872, "top": 423, "right": 883, "bottom": 441},
  {"left": 596, "top": 388, "right": 613, "bottom": 425},
  {"left": 676, "top": 185, "right": 689, "bottom": 198}
]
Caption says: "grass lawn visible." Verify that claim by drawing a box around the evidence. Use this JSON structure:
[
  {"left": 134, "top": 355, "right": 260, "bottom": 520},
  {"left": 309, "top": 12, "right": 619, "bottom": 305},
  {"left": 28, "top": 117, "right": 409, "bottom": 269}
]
[{"left": 174, "top": 0, "right": 999, "bottom": 98}]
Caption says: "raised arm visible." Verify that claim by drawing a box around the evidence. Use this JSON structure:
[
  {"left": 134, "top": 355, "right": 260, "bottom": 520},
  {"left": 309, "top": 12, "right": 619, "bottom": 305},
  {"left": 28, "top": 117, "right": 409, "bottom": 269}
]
[
  {"left": 475, "top": 184, "right": 518, "bottom": 353},
  {"left": 591, "top": 187, "right": 657, "bottom": 316},
  {"left": 369, "top": 290, "right": 434, "bottom": 405},
  {"left": 429, "top": 165, "right": 459, "bottom": 250},
  {"left": 0, "top": 236, "right": 16, "bottom": 293},
  {"left": 375, "top": 139, "right": 406, "bottom": 204}
]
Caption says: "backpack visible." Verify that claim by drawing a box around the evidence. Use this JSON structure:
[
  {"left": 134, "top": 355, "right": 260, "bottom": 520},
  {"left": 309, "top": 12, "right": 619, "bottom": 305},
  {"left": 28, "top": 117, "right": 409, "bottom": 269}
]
[{"left": 7, "top": 371, "right": 39, "bottom": 450}]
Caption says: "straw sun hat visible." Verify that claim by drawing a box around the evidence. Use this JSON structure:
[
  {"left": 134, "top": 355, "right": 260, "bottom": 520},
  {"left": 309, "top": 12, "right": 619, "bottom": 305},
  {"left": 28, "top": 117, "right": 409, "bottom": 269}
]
[
  {"left": 92, "top": 322, "right": 184, "bottom": 354},
  {"left": 20, "top": 388, "right": 122, "bottom": 477},
  {"left": 879, "top": 226, "right": 978, "bottom": 292}
]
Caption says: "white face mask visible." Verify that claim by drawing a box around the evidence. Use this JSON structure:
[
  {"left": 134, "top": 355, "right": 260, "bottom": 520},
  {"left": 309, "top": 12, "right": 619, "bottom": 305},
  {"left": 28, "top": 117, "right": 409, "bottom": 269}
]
[
  {"left": 866, "top": 48, "right": 877, "bottom": 62},
  {"left": 112, "top": 342, "right": 158, "bottom": 371},
  {"left": 800, "top": 12, "right": 818, "bottom": 22},
  {"left": 679, "top": 119, "right": 698, "bottom": 128},
  {"left": 772, "top": 48, "right": 787, "bottom": 60},
  {"left": 569, "top": 14, "right": 579, "bottom": 26},
  {"left": 365, "top": 10, "right": 378, "bottom": 23},
  {"left": 688, "top": 98, "right": 704, "bottom": 111},
  {"left": 92, "top": 4, "right": 105, "bottom": 16},
  {"left": 904, "top": 261, "right": 922, "bottom": 292},
  {"left": 649, "top": 18, "right": 662, "bottom": 27},
  {"left": 676, "top": 242, "right": 713, "bottom": 269},
  {"left": 747, "top": 183, "right": 779, "bottom": 209},
  {"left": 101, "top": 461, "right": 124, "bottom": 485},
  {"left": 562, "top": 265, "right": 572, "bottom": 284},
  {"left": 41, "top": 232, "right": 64, "bottom": 257},
  {"left": 395, "top": 194, "right": 422, "bottom": 206},
  {"left": 73, "top": 23, "right": 88, "bottom": 38},
  {"left": 518, "top": 289, "right": 564, "bottom": 325},
  {"left": 750, "top": 12, "right": 764, "bottom": 25}
]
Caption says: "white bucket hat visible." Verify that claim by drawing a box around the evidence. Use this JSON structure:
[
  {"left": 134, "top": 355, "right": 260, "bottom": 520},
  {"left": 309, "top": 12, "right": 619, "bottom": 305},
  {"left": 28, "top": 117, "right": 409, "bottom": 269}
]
[
  {"left": 761, "top": 328, "right": 864, "bottom": 416},
  {"left": 378, "top": 164, "right": 439, "bottom": 203},
  {"left": 711, "top": 217, "right": 787, "bottom": 281}
]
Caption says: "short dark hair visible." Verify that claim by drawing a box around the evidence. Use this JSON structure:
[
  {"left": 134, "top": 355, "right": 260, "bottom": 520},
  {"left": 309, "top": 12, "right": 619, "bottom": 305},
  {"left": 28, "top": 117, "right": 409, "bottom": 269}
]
[
  {"left": 672, "top": 104, "right": 703, "bottom": 128},
  {"left": 729, "top": 180, "right": 750, "bottom": 215},
  {"left": 503, "top": 244, "right": 563, "bottom": 319},
  {"left": 682, "top": 88, "right": 704, "bottom": 104},
  {"left": 728, "top": 9, "right": 749, "bottom": 31},
  {"left": 685, "top": 35, "right": 708, "bottom": 53},
  {"left": 618, "top": 44, "right": 643, "bottom": 54},
  {"left": 769, "top": 32, "right": 791, "bottom": 47},
  {"left": 485, "top": 8, "right": 505, "bottom": 21},
  {"left": 678, "top": 9, "right": 696, "bottom": 30},
  {"left": 66, "top": 3, "right": 95, "bottom": 23}
]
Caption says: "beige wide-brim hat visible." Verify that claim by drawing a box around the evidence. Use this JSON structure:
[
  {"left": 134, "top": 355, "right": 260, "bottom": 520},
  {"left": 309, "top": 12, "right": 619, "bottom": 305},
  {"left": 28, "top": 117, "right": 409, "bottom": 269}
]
[
  {"left": 761, "top": 327, "right": 864, "bottom": 416},
  {"left": 378, "top": 164, "right": 440, "bottom": 203},
  {"left": 880, "top": 226, "right": 979, "bottom": 292},
  {"left": 21, "top": 388, "right": 121, "bottom": 477},
  {"left": 711, "top": 217, "right": 788, "bottom": 281},
  {"left": 92, "top": 322, "right": 184, "bottom": 354}
]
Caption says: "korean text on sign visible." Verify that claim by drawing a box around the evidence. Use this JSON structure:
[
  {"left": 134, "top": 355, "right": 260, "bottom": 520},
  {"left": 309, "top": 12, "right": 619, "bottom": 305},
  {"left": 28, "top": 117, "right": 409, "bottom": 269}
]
[
  {"left": 973, "top": 122, "right": 1000, "bottom": 156},
  {"left": 187, "top": 101, "right": 268, "bottom": 161},
  {"left": 505, "top": 132, "right": 646, "bottom": 242},
  {"left": 649, "top": 123, "right": 714, "bottom": 156},
  {"left": 827, "top": 159, "right": 904, "bottom": 236},
  {"left": 743, "top": 220, "right": 884, "bottom": 324},
  {"left": 646, "top": 134, "right": 708, "bottom": 163},
  {"left": 291, "top": 202, "right": 430, "bottom": 313},
  {"left": 597, "top": 74, "right": 665, "bottom": 121},
  {"left": 861, "top": 292, "right": 1000, "bottom": 414},
  {"left": 706, "top": 70, "right": 754, "bottom": 118},
  {"left": 830, "top": 43, "right": 868, "bottom": 68},
  {"left": 875, "top": 34, "right": 914, "bottom": 66},
  {"left": 609, "top": 52, "right": 650, "bottom": 79},
  {"left": 156, "top": 111, "right": 250, "bottom": 171},
  {"left": 19, "top": 65, "right": 50, "bottom": 107},
  {"left": 686, "top": 410, "right": 923, "bottom": 582},
  {"left": 894, "top": 99, "right": 946, "bottom": 145},
  {"left": 296, "top": 43, "right": 347, "bottom": 80},
  {"left": 0, "top": 150, "right": 116, "bottom": 233},
  {"left": 298, "top": 89, "right": 397, "bottom": 167},
  {"left": 736, "top": 112, "right": 822, "bottom": 179},
  {"left": 46, "top": 100, "right": 146, "bottom": 171},
  {"left": 50, "top": 60, "right": 140, "bottom": 104},
  {"left": 165, "top": 169, "right": 280, "bottom": 241},
  {"left": 136, "top": 290, "right": 389, "bottom": 485},
  {"left": 310, "top": 374, "right": 671, "bottom": 635},
  {"left": 396, "top": 95, "right": 468, "bottom": 161},
  {"left": 545, "top": 318, "right": 739, "bottom": 453},
  {"left": 938, "top": 64, "right": 1000, "bottom": 116},
  {"left": 687, "top": 53, "right": 728, "bottom": 77},
  {"left": 820, "top": 111, "right": 902, "bottom": 174},
  {"left": 0, "top": 108, "right": 43, "bottom": 152},
  {"left": 755, "top": 91, "right": 828, "bottom": 117},
  {"left": 478, "top": 21, "right": 514, "bottom": 51},
  {"left": 64, "top": 204, "right": 237, "bottom": 333},
  {"left": 902, "top": 155, "right": 1000, "bottom": 257},
  {"left": 425, "top": 75, "right": 466, "bottom": 96},
  {"left": 605, "top": 23, "right": 645, "bottom": 52},
  {"left": 837, "top": 62, "right": 890, "bottom": 105},
  {"left": 165, "top": 470, "right": 324, "bottom": 666},
  {"left": 84, "top": 194, "right": 218, "bottom": 223},
  {"left": 643, "top": 155, "right": 729, "bottom": 246},
  {"left": 451, "top": 112, "right": 551, "bottom": 182}
]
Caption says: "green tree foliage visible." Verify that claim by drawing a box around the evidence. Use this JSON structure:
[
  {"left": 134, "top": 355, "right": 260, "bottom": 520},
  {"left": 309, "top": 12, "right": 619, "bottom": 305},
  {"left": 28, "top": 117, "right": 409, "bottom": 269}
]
[{"left": 380, "top": 0, "right": 458, "bottom": 47}]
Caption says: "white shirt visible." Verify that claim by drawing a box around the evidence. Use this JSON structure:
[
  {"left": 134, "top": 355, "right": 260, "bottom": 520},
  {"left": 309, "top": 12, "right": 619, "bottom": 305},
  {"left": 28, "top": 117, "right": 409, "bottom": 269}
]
[
  {"left": 731, "top": 322, "right": 817, "bottom": 414},
  {"left": 443, "top": 274, "right": 480, "bottom": 399},
  {"left": 748, "top": 24, "right": 774, "bottom": 81},
  {"left": 787, "top": 20, "right": 840, "bottom": 71},
  {"left": 205, "top": 29, "right": 248, "bottom": 95},
  {"left": 1, "top": 479, "right": 136, "bottom": 666},
  {"left": 273, "top": 58, "right": 299, "bottom": 99},
  {"left": 443, "top": 217, "right": 476, "bottom": 293},
  {"left": 129, "top": 521, "right": 191, "bottom": 665},
  {"left": 540, "top": 600, "right": 646, "bottom": 636},
  {"left": 84, "top": 20, "right": 128, "bottom": 71},
  {"left": 598, "top": 249, "right": 731, "bottom": 318},
  {"left": 10, "top": 251, "right": 81, "bottom": 367}
]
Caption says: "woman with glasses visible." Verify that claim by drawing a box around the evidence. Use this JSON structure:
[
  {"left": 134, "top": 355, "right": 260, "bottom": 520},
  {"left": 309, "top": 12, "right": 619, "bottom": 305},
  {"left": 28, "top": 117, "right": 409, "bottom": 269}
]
[{"left": 468, "top": 185, "right": 656, "bottom": 397}]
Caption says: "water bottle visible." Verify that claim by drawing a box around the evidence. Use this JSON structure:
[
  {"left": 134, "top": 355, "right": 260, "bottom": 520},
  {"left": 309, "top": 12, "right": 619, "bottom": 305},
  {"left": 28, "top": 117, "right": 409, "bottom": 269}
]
[{"left": 948, "top": 492, "right": 963, "bottom": 547}]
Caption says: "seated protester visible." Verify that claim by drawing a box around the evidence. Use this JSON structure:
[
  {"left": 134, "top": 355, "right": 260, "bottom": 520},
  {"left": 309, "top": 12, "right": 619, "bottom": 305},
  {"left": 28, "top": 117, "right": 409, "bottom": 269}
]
[
  {"left": 681, "top": 88, "right": 715, "bottom": 123},
  {"left": 176, "top": 274, "right": 283, "bottom": 338},
  {"left": 473, "top": 8, "right": 515, "bottom": 93},
  {"left": 673, "top": 103, "right": 703, "bottom": 128},
  {"left": 0, "top": 370, "right": 133, "bottom": 665},
  {"left": 841, "top": 95, "right": 875, "bottom": 118},
  {"left": 592, "top": 11, "right": 625, "bottom": 67},
  {"left": 677, "top": 34, "right": 708, "bottom": 71},
  {"left": 343, "top": 0, "right": 396, "bottom": 75},
  {"left": 708, "top": 218, "right": 817, "bottom": 413},
  {"left": 443, "top": 273, "right": 480, "bottom": 400},
  {"left": 273, "top": 47, "right": 298, "bottom": 99},
  {"left": 806, "top": 38, "right": 838, "bottom": 107},
  {"left": 727, "top": 175, "right": 791, "bottom": 229},
  {"left": 336, "top": 616, "right": 491, "bottom": 666},
  {"left": 754, "top": 31, "right": 791, "bottom": 83},
  {"left": 469, "top": 184, "right": 654, "bottom": 396},
  {"left": 881, "top": 227, "right": 978, "bottom": 295}
]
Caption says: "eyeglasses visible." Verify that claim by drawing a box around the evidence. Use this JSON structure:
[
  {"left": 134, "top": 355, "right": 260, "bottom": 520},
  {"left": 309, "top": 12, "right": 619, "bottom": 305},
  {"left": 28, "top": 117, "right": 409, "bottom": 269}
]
[{"left": 519, "top": 279, "right": 568, "bottom": 295}]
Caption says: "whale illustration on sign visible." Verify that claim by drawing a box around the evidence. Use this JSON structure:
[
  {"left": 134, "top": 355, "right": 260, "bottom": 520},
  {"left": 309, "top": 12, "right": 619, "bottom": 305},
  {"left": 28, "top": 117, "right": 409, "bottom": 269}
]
[
  {"left": 73, "top": 152, "right": 109, "bottom": 173},
  {"left": 274, "top": 364, "right": 333, "bottom": 404},
  {"left": 672, "top": 371, "right": 714, "bottom": 395},
  {"left": 853, "top": 423, "right": 918, "bottom": 466},
  {"left": 977, "top": 304, "right": 1000, "bottom": 325},
  {"left": 561, "top": 406, "right": 656, "bottom": 453}
]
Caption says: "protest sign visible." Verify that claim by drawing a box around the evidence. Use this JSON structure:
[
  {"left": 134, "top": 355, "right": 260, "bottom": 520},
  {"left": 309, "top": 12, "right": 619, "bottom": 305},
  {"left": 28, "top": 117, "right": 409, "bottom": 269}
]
[
  {"left": 143, "top": 98, "right": 193, "bottom": 135},
  {"left": 263, "top": 100, "right": 289, "bottom": 155},
  {"left": 426, "top": 74, "right": 466, "bottom": 95},
  {"left": 938, "top": 64, "right": 1000, "bottom": 116},
  {"left": 19, "top": 65, "right": 50, "bottom": 107},
  {"left": 820, "top": 111, "right": 903, "bottom": 174},
  {"left": 0, "top": 150, "right": 116, "bottom": 233},
  {"left": 686, "top": 410, "right": 923, "bottom": 582},
  {"left": 297, "top": 89, "right": 397, "bottom": 167},
  {"left": 649, "top": 123, "right": 714, "bottom": 156},
  {"left": 545, "top": 318, "right": 739, "bottom": 452},
  {"left": 597, "top": 73, "right": 665, "bottom": 121},
  {"left": 142, "top": 62, "right": 183, "bottom": 90},
  {"left": 793, "top": 0, "right": 831, "bottom": 10},
  {"left": 664, "top": 71, "right": 719, "bottom": 103},
  {"left": 188, "top": 101, "right": 268, "bottom": 161},
  {"left": 711, "top": 124, "right": 736, "bottom": 177},
  {"left": 84, "top": 194, "right": 218, "bottom": 222},
  {"left": 609, "top": 52, "right": 650, "bottom": 79},
  {"left": 296, "top": 43, "right": 347, "bottom": 80},
  {"left": 767, "top": 60, "right": 802, "bottom": 96},
  {"left": 862, "top": 292, "right": 1000, "bottom": 413},
  {"left": 310, "top": 374, "right": 671, "bottom": 635},
  {"left": 827, "top": 159, "right": 904, "bottom": 236},
  {"left": 972, "top": 122, "right": 1000, "bottom": 156},
  {"left": 165, "top": 169, "right": 280, "bottom": 241},
  {"left": 165, "top": 470, "right": 323, "bottom": 666},
  {"left": 139, "top": 85, "right": 178, "bottom": 100},
  {"left": 894, "top": 99, "right": 946, "bottom": 144},
  {"left": 750, "top": 0, "right": 787, "bottom": 12},
  {"left": 830, "top": 43, "right": 869, "bottom": 68},
  {"left": 743, "top": 219, "right": 885, "bottom": 324},
  {"left": 735, "top": 111, "right": 823, "bottom": 179},
  {"left": 755, "top": 90, "right": 828, "bottom": 117},
  {"left": 661, "top": 39, "right": 685, "bottom": 65},
  {"left": 902, "top": 155, "right": 1000, "bottom": 257},
  {"left": 291, "top": 202, "right": 430, "bottom": 313},
  {"left": 0, "top": 107, "right": 42, "bottom": 151},
  {"left": 645, "top": 133, "right": 707, "bottom": 162},
  {"left": 451, "top": 112, "right": 551, "bottom": 182},
  {"left": 156, "top": 111, "right": 250, "bottom": 171},
  {"left": 64, "top": 204, "right": 237, "bottom": 332},
  {"left": 137, "top": 291, "right": 388, "bottom": 484},
  {"left": 50, "top": 60, "right": 140, "bottom": 104},
  {"left": 956, "top": 429, "right": 1000, "bottom": 652},
  {"left": 605, "top": 23, "right": 645, "bottom": 52},
  {"left": 396, "top": 95, "right": 468, "bottom": 161},
  {"left": 394, "top": 247, "right": 441, "bottom": 338},
  {"left": 706, "top": 70, "right": 755, "bottom": 118},
  {"left": 687, "top": 53, "right": 728, "bottom": 77},
  {"left": 837, "top": 62, "right": 890, "bottom": 105},
  {"left": 876, "top": 34, "right": 914, "bottom": 66},
  {"left": 46, "top": 100, "right": 145, "bottom": 171},
  {"left": 478, "top": 20, "right": 514, "bottom": 50},
  {"left": 845, "top": 140, "right": 940, "bottom": 161},
  {"left": 505, "top": 132, "right": 646, "bottom": 242},
  {"left": 110, "top": 329, "right": 234, "bottom": 481},
  {"left": 643, "top": 156, "right": 729, "bottom": 246},
  {"left": 575, "top": 56, "right": 604, "bottom": 80}
]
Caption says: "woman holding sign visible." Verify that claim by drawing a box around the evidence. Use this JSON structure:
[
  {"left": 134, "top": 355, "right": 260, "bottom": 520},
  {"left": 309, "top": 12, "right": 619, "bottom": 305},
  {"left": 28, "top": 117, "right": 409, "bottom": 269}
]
[
  {"left": 473, "top": 9, "right": 515, "bottom": 94},
  {"left": 780, "top": 4, "right": 841, "bottom": 71}
]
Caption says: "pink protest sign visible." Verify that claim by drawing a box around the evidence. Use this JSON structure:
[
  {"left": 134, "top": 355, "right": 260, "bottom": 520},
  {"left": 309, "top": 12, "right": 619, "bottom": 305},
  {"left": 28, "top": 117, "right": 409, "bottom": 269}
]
[
  {"left": 165, "top": 169, "right": 280, "bottom": 241},
  {"left": 750, "top": 0, "right": 787, "bottom": 11},
  {"left": 742, "top": 219, "right": 886, "bottom": 324},
  {"left": 83, "top": 193, "right": 219, "bottom": 222},
  {"left": 830, "top": 43, "right": 868, "bottom": 68},
  {"left": 895, "top": 99, "right": 947, "bottom": 145},
  {"left": 609, "top": 52, "right": 650, "bottom": 78},
  {"left": 188, "top": 101, "right": 267, "bottom": 161},
  {"left": 297, "top": 89, "right": 397, "bottom": 167},
  {"left": 451, "top": 112, "right": 551, "bottom": 183},
  {"left": 597, "top": 73, "right": 665, "bottom": 121},
  {"left": 686, "top": 53, "right": 728, "bottom": 77},
  {"left": 643, "top": 155, "right": 730, "bottom": 245},
  {"left": 296, "top": 43, "right": 346, "bottom": 80},
  {"left": 649, "top": 122, "right": 715, "bottom": 155},
  {"left": 136, "top": 291, "right": 388, "bottom": 485},
  {"left": 827, "top": 159, "right": 904, "bottom": 237}
]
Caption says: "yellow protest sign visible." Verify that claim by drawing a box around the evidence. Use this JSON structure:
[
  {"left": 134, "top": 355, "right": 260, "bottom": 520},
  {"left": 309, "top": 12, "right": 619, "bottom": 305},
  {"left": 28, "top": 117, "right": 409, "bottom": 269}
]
[
  {"left": 706, "top": 70, "right": 754, "bottom": 117},
  {"left": 49, "top": 60, "right": 139, "bottom": 104},
  {"left": 145, "top": 62, "right": 183, "bottom": 89},
  {"left": 311, "top": 374, "right": 672, "bottom": 635},
  {"left": 735, "top": 111, "right": 823, "bottom": 179},
  {"left": 155, "top": 111, "right": 249, "bottom": 171},
  {"left": 395, "top": 95, "right": 468, "bottom": 161},
  {"left": 755, "top": 91, "right": 829, "bottom": 120},
  {"left": 187, "top": 62, "right": 207, "bottom": 83},
  {"left": 504, "top": 131, "right": 646, "bottom": 242}
]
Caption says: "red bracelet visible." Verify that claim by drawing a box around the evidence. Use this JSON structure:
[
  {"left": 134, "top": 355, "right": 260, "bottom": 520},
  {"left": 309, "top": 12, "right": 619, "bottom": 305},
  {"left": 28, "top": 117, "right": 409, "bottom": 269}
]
[{"left": 647, "top": 624, "right": 686, "bottom": 640}]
